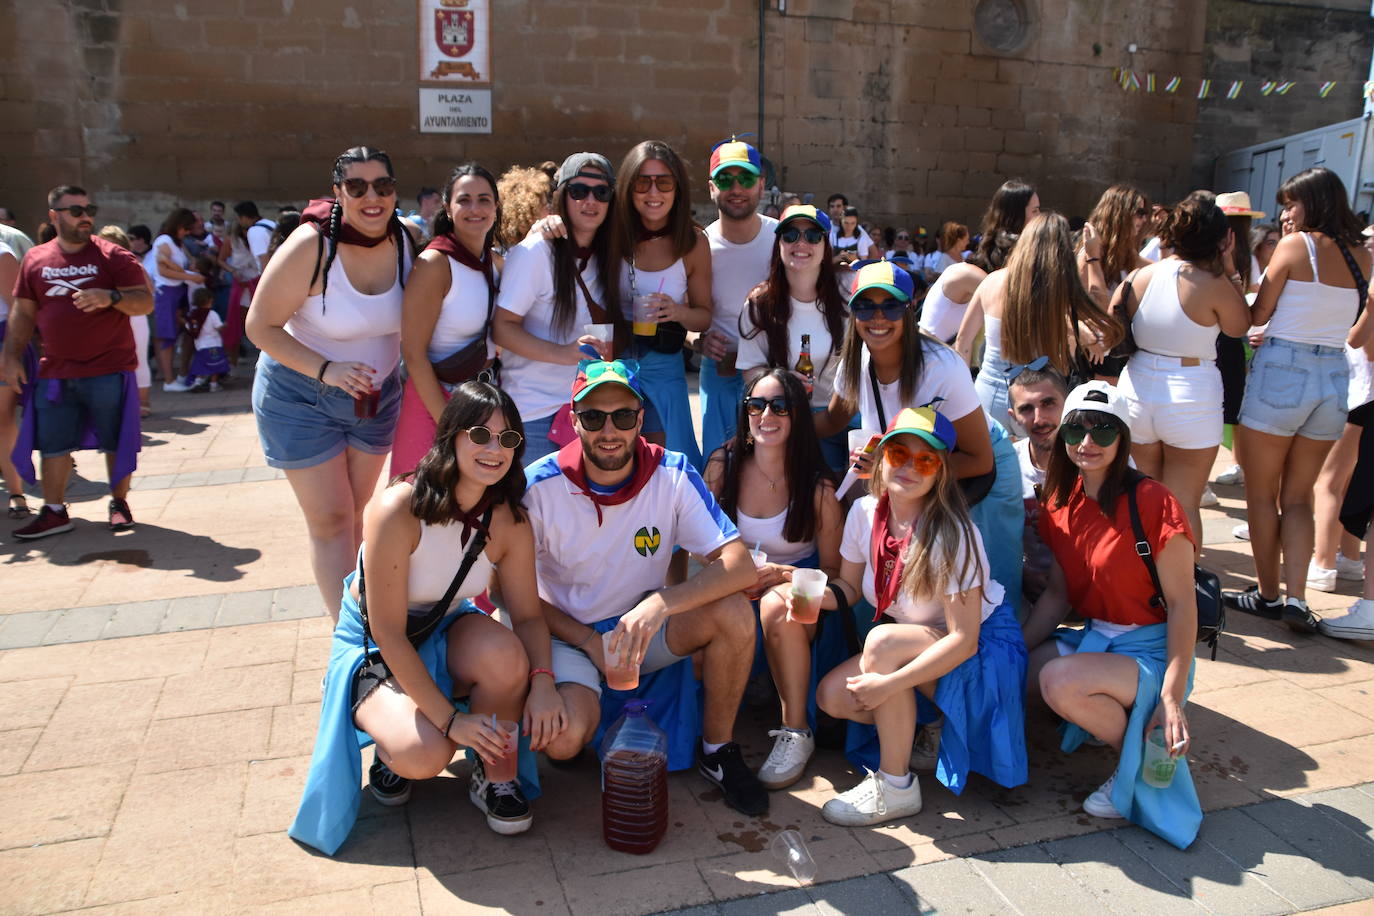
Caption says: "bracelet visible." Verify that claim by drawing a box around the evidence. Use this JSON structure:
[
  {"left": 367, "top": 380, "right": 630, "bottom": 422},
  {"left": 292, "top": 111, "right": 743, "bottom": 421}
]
[
  {"left": 575, "top": 630, "right": 597, "bottom": 650},
  {"left": 441, "top": 707, "right": 460, "bottom": 739},
  {"left": 529, "top": 667, "right": 555, "bottom": 682},
  {"left": 316, "top": 360, "right": 331, "bottom": 383}
]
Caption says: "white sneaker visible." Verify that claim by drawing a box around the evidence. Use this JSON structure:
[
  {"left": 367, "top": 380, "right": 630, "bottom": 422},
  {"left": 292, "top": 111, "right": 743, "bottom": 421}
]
[
  {"left": 821, "top": 769, "right": 922, "bottom": 827},
  {"left": 163, "top": 377, "right": 193, "bottom": 393},
  {"left": 209, "top": 380, "right": 223, "bottom": 393},
  {"left": 758, "top": 728, "right": 815, "bottom": 790},
  {"left": 1308, "top": 561, "right": 1338, "bottom": 593},
  {"left": 1199, "top": 486, "right": 1220, "bottom": 508},
  {"left": 1083, "top": 774, "right": 1124, "bottom": 819},
  {"left": 909, "top": 718, "right": 943, "bottom": 772},
  {"left": 1233, "top": 523, "right": 1250, "bottom": 541},
  {"left": 1214, "top": 464, "right": 1244, "bottom": 486},
  {"left": 1317, "top": 599, "right": 1374, "bottom": 641},
  {"left": 1336, "top": 552, "right": 1365, "bottom": 582}
]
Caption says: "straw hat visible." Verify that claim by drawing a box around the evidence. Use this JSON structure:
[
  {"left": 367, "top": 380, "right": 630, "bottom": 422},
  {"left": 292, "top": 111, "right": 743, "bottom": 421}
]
[{"left": 1216, "top": 191, "right": 1266, "bottom": 219}]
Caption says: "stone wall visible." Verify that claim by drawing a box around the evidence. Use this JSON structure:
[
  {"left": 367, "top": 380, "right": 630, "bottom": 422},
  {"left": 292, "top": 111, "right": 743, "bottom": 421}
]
[{"left": 0, "top": 0, "right": 1359, "bottom": 236}]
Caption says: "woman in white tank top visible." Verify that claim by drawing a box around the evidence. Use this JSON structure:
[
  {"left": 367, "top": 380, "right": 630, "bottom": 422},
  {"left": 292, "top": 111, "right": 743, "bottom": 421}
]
[
  {"left": 393, "top": 164, "right": 503, "bottom": 477},
  {"left": 248, "top": 147, "right": 417, "bottom": 620},
  {"left": 1228, "top": 167, "right": 1374, "bottom": 627},
  {"left": 298, "top": 382, "right": 564, "bottom": 848},
  {"left": 702, "top": 369, "right": 843, "bottom": 789},
  {"left": 1116, "top": 195, "right": 1249, "bottom": 556}
]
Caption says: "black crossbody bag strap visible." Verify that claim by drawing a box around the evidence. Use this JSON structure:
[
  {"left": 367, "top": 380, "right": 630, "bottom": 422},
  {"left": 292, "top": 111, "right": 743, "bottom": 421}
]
[
  {"left": 1333, "top": 238, "right": 1368, "bottom": 324},
  {"left": 1126, "top": 478, "right": 1168, "bottom": 613},
  {"left": 867, "top": 357, "right": 888, "bottom": 431},
  {"left": 359, "top": 507, "right": 494, "bottom": 654}
]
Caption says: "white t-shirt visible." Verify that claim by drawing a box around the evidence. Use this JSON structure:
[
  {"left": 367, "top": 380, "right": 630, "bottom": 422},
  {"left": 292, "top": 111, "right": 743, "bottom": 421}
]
[
  {"left": 1014, "top": 437, "right": 1045, "bottom": 500},
  {"left": 833, "top": 339, "right": 983, "bottom": 429},
  {"left": 246, "top": 220, "right": 276, "bottom": 260},
  {"left": 925, "top": 251, "right": 958, "bottom": 275},
  {"left": 737, "top": 297, "right": 838, "bottom": 409},
  {"left": 194, "top": 310, "right": 224, "bottom": 350},
  {"left": 144, "top": 234, "right": 187, "bottom": 288},
  {"left": 832, "top": 231, "right": 873, "bottom": 258},
  {"left": 1349, "top": 344, "right": 1374, "bottom": 411},
  {"left": 1139, "top": 237, "right": 1163, "bottom": 263},
  {"left": 524, "top": 448, "right": 739, "bottom": 624},
  {"left": 840, "top": 494, "right": 1003, "bottom": 627},
  {"left": 705, "top": 216, "right": 777, "bottom": 344},
  {"left": 0, "top": 240, "right": 14, "bottom": 322},
  {"left": 496, "top": 234, "right": 603, "bottom": 421}
]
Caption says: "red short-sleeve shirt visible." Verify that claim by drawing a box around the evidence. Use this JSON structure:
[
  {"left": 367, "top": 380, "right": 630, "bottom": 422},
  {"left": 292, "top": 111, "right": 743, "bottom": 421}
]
[
  {"left": 12, "top": 237, "right": 146, "bottom": 379},
  {"left": 1037, "top": 476, "right": 1195, "bottom": 626}
]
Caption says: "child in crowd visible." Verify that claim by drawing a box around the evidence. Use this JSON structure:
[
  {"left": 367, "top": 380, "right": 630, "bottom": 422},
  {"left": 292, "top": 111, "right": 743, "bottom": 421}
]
[{"left": 185, "top": 287, "right": 229, "bottom": 392}]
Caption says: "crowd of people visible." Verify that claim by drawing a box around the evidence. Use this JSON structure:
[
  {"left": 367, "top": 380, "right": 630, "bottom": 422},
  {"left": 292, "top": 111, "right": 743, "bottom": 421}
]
[{"left": 2, "top": 138, "right": 1371, "bottom": 861}]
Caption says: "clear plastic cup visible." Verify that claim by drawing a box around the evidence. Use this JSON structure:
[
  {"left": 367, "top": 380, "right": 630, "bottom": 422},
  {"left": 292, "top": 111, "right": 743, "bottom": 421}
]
[
  {"left": 788, "top": 568, "right": 828, "bottom": 624},
  {"left": 583, "top": 323, "right": 614, "bottom": 343},
  {"left": 750, "top": 549, "right": 768, "bottom": 569},
  {"left": 602, "top": 630, "right": 640, "bottom": 691},
  {"left": 632, "top": 294, "right": 658, "bottom": 336},
  {"left": 1141, "top": 726, "right": 1179, "bottom": 788},
  {"left": 770, "top": 829, "right": 817, "bottom": 885},
  {"left": 487, "top": 719, "right": 520, "bottom": 783}
]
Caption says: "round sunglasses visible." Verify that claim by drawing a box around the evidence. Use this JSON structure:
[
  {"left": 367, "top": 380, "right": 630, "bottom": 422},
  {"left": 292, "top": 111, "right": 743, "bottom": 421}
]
[
  {"left": 779, "top": 226, "right": 825, "bottom": 245},
  {"left": 1059, "top": 422, "right": 1120, "bottom": 447},
  {"left": 744, "top": 396, "right": 791, "bottom": 417},
  {"left": 575, "top": 406, "right": 642, "bottom": 431},
  {"left": 883, "top": 442, "right": 942, "bottom": 475},
  {"left": 465, "top": 426, "right": 523, "bottom": 449}
]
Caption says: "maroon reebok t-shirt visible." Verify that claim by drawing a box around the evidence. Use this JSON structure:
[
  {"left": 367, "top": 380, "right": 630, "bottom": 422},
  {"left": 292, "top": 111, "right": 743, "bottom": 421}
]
[{"left": 13, "top": 236, "right": 147, "bottom": 379}]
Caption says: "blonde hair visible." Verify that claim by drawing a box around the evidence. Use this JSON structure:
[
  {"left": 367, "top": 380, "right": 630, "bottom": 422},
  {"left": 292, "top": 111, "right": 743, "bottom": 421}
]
[
  {"left": 1087, "top": 184, "right": 1148, "bottom": 282},
  {"left": 868, "top": 443, "right": 984, "bottom": 603},
  {"left": 496, "top": 166, "right": 553, "bottom": 249},
  {"left": 97, "top": 225, "right": 131, "bottom": 249}
]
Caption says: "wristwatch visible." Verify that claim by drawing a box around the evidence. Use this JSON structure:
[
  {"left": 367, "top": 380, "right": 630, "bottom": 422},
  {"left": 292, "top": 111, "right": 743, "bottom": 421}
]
[{"left": 108, "top": 289, "right": 123, "bottom": 305}]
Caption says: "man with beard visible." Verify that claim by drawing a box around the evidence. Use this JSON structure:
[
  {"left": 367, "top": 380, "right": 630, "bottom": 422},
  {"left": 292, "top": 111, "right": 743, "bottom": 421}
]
[
  {"left": 700, "top": 139, "right": 777, "bottom": 458},
  {"left": 2, "top": 186, "right": 152, "bottom": 538},
  {"left": 524, "top": 360, "right": 768, "bottom": 815},
  {"left": 1007, "top": 363, "right": 1068, "bottom": 602}
]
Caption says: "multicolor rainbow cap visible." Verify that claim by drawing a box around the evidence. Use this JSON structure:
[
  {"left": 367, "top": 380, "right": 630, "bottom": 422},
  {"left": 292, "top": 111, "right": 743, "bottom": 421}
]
[
  {"left": 571, "top": 359, "right": 644, "bottom": 402},
  {"left": 848, "top": 259, "right": 916, "bottom": 307},
  {"left": 709, "top": 138, "right": 762, "bottom": 178},
  {"left": 878, "top": 405, "right": 957, "bottom": 452},
  {"left": 775, "top": 204, "right": 832, "bottom": 235}
]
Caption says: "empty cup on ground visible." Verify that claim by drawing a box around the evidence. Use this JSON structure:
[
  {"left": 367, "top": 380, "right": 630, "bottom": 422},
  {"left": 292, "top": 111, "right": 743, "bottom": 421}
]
[
  {"left": 487, "top": 719, "right": 520, "bottom": 783},
  {"left": 770, "top": 829, "right": 817, "bottom": 885},
  {"left": 602, "top": 630, "right": 640, "bottom": 691},
  {"left": 1141, "top": 726, "right": 1179, "bottom": 788},
  {"left": 789, "top": 568, "right": 828, "bottom": 624}
]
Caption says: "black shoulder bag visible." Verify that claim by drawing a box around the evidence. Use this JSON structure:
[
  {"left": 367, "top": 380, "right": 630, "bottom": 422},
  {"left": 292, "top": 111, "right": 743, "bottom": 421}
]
[
  {"left": 1126, "top": 478, "right": 1223, "bottom": 660},
  {"left": 1332, "top": 238, "right": 1369, "bottom": 325},
  {"left": 1093, "top": 268, "right": 1141, "bottom": 377},
  {"left": 358, "top": 507, "right": 494, "bottom": 653}
]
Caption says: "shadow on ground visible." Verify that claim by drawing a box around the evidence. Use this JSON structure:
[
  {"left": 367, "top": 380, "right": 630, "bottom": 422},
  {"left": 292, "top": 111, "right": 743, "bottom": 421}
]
[{"left": 0, "top": 520, "right": 260, "bottom": 582}]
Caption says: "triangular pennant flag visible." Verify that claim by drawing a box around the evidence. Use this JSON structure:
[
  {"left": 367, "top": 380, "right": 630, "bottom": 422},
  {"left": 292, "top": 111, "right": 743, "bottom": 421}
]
[
  {"left": 1198, "top": 79, "right": 1212, "bottom": 99},
  {"left": 1275, "top": 81, "right": 1295, "bottom": 95},
  {"left": 1260, "top": 81, "right": 1276, "bottom": 96},
  {"left": 1165, "top": 76, "right": 1181, "bottom": 94},
  {"left": 1126, "top": 71, "right": 1141, "bottom": 91},
  {"left": 1227, "top": 81, "right": 1243, "bottom": 100},
  {"left": 1319, "top": 81, "right": 1337, "bottom": 98}
]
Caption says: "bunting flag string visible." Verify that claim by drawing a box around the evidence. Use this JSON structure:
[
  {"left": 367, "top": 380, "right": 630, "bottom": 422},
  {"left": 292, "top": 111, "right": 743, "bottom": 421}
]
[
  {"left": 1164, "top": 76, "right": 1181, "bottom": 94},
  {"left": 1198, "top": 79, "right": 1212, "bottom": 99},
  {"left": 1110, "top": 72, "right": 1350, "bottom": 99},
  {"left": 1226, "top": 80, "right": 1243, "bottom": 99}
]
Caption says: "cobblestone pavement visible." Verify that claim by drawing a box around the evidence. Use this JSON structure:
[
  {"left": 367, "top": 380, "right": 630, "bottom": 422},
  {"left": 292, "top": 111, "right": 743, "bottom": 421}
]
[{"left": 2, "top": 369, "right": 1372, "bottom": 915}]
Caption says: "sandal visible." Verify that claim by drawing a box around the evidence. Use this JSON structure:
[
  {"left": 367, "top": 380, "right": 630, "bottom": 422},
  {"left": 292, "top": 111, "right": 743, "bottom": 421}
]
[{"left": 7, "top": 493, "right": 31, "bottom": 519}]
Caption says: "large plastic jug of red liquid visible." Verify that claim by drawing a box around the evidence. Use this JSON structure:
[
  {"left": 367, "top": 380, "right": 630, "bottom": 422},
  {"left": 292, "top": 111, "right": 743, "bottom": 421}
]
[{"left": 600, "top": 700, "right": 669, "bottom": 854}]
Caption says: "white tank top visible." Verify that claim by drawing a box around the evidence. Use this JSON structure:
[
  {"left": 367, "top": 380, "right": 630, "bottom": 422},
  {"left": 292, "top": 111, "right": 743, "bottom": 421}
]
[
  {"left": 982, "top": 314, "right": 1005, "bottom": 364},
  {"left": 1265, "top": 233, "right": 1362, "bottom": 348},
  {"left": 621, "top": 257, "right": 688, "bottom": 302},
  {"left": 735, "top": 506, "right": 814, "bottom": 566},
  {"left": 918, "top": 271, "right": 967, "bottom": 343},
  {"left": 405, "top": 519, "right": 495, "bottom": 611},
  {"left": 285, "top": 245, "right": 411, "bottom": 377},
  {"left": 428, "top": 256, "right": 496, "bottom": 363},
  {"left": 1131, "top": 259, "right": 1218, "bottom": 359}
]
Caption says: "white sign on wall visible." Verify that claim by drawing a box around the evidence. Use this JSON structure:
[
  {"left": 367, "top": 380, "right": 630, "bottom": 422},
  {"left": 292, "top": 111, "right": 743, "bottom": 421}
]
[{"left": 418, "top": 88, "right": 492, "bottom": 134}]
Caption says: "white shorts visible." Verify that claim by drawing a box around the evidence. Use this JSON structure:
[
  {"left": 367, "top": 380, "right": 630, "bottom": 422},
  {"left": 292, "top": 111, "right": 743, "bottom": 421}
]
[{"left": 1119, "top": 352, "right": 1223, "bottom": 450}]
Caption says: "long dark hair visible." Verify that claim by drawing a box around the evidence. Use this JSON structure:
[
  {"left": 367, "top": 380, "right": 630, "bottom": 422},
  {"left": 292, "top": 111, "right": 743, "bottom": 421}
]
[
  {"left": 158, "top": 208, "right": 197, "bottom": 240},
  {"left": 432, "top": 162, "right": 501, "bottom": 253},
  {"left": 1043, "top": 408, "right": 1136, "bottom": 516},
  {"left": 715, "top": 370, "right": 834, "bottom": 544},
  {"left": 835, "top": 299, "right": 931, "bottom": 413},
  {"left": 740, "top": 231, "right": 846, "bottom": 369},
  {"left": 1162, "top": 193, "right": 1230, "bottom": 276},
  {"left": 320, "top": 146, "right": 415, "bottom": 306},
  {"left": 971, "top": 178, "right": 1036, "bottom": 271},
  {"left": 550, "top": 161, "right": 622, "bottom": 339},
  {"left": 408, "top": 381, "right": 527, "bottom": 526},
  {"left": 1277, "top": 166, "right": 1365, "bottom": 246},
  {"left": 615, "top": 140, "right": 697, "bottom": 265}
]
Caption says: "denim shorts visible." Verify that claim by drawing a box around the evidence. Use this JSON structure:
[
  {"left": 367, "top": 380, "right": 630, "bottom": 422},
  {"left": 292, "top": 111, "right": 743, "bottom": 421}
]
[
  {"left": 252, "top": 352, "right": 402, "bottom": 469},
  {"left": 1238, "top": 337, "right": 1349, "bottom": 441},
  {"left": 34, "top": 373, "right": 125, "bottom": 456}
]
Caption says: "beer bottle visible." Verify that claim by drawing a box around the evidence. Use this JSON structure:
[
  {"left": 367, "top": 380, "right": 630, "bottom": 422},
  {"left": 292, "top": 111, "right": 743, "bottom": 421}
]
[{"left": 795, "top": 334, "right": 814, "bottom": 395}]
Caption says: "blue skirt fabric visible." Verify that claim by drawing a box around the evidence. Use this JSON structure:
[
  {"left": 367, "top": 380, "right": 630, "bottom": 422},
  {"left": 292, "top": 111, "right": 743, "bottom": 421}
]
[
  {"left": 844, "top": 602, "right": 1029, "bottom": 793},
  {"left": 698, "top": 358, "right": 743, "bottom": 461},
  {"left": 1054, "top": 621, "right": 1201, "bottom": 850},
  {"left": 589, "top": 613, "right": 703, "bottom": 772},
  {"left": 968, "top": 418, "right": 1024, "bottom": 609},
  {"left": 633, "top": 348, "right": 703, "bottom": 471},
  {"left": 289, "top": 572, "right": 542, "bottom": 856}
]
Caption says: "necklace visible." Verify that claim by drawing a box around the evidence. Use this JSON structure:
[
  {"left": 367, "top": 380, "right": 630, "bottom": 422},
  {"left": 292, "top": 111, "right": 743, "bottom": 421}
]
[{"left": 756, "top": 464, "right": 783, "bottom": 491}]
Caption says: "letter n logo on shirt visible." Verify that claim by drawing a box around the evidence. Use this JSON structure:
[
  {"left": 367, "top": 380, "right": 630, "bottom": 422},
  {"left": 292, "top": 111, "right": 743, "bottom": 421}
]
[{"left": 633, "top": 526, "right": 661, "bottom": 557}]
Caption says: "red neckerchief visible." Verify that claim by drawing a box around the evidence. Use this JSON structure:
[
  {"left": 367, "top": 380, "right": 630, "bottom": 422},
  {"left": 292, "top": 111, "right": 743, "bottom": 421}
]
[
  {"left": 574, "top": 245, "right": 594, "bottom": 273},
  {"left": 426, "top": 232, "right": 495, "bottom": 291},
  {"left": 557, "top": 436, "right": 663, "bottom": 526},
  {"left": 636, "top": 226, "right": 671, "bottom": 243},
  {"left": 455, "top": 494, "right": 493, "bottom": 545},
  {"left": 870, "top": 494, "right": 914, "bottom": 621},
  {"left": 300, "top": 197, "right": 391, "bottom": 248},
  {"left": 184, "top": 305, "right": 212, "bottom": 340}
]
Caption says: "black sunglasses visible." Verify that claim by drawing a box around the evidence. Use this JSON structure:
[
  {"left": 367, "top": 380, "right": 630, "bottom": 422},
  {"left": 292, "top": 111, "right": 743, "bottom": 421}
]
[
  {"left": 566, "top": 182, "right": 613, "bottom": 203},
  {"left": 712, "top": 173, "right": 759, "bottom": 191},
  {"left": 744, "top": 396, "right": 791, "bottom": 417},
  {"left": 339, "top": 177, "right": 398, "bottom": 198},
  {"left": 1060, "top": 422, "right": 1120, "bottom": 447},
  {"left": 56, "top": 205, "right": 99, "bottom": 218},
  {"left": 466, "top": 426, "right": 523, "bottom": 449},
  {"left": 575, "top": 407, "right": 642, "bottom": 431},
  {"left": 850, "top": 299, "right": 908, "bottom": 322},
  {"left": 780, "top": 226, "right": 825, "bottom": 245}
]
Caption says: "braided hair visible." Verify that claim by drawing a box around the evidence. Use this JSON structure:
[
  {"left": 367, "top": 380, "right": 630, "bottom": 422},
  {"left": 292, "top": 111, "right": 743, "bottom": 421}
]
[{"left": 319, "top": 146, "right": 416, "bottom": 309}]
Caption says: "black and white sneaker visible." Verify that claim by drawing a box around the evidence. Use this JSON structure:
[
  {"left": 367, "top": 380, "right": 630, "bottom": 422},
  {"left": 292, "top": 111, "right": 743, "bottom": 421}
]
[
  {"left": 698, "top": 742, "right": 769, "bottom": 816},
  {"left": 1223, "top": 586, "right": 1283, "bottom": 620},
  {"left": 1282, "top": 597, "right": 1319, "bottom": 635},
  {"left": 369, "top": 758, "right": 411, "bottom": 806},
  {"left": 468, "top": 757, "right": 532, "bottom": 835}
]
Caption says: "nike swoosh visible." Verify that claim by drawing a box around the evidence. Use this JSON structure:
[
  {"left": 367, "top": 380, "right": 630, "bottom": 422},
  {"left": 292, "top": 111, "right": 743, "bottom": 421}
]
[{"left": 703, "top": 763, "right": 724, "bottom": 783}]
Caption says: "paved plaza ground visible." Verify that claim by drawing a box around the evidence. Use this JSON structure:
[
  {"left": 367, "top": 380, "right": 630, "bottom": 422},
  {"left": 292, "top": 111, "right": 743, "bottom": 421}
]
[{"left": 2, "top": 365, "right": 1374, "bottom": 915}]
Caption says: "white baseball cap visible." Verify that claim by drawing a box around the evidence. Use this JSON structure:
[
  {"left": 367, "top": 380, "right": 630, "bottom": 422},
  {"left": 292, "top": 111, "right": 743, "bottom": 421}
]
[{"left": 1062, "top": 380, "right": 1131, "bottom": 426}]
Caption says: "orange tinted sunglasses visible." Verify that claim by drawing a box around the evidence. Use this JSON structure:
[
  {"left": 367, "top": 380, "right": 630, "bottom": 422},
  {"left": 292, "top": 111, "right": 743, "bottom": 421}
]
[{"left": 883, "top": 443, "right": 942, "bottom": 475}]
